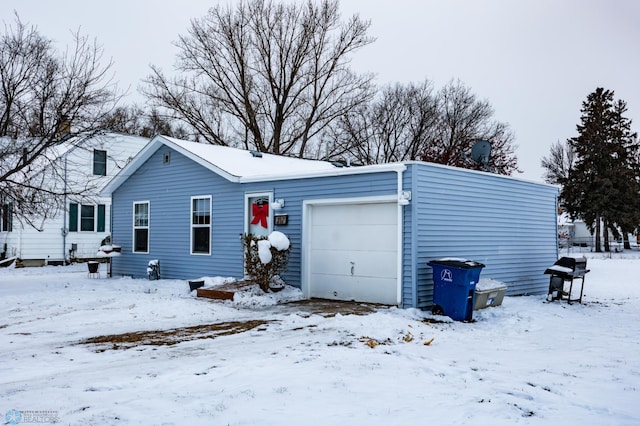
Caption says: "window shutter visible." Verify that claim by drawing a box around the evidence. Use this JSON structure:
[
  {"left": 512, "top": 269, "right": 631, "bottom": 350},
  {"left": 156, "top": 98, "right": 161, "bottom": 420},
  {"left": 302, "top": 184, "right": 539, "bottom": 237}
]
[
  {"left": 6, "top": 203, "right": 12, "bottom": 232},
  {"left": 69, "top": 203, "right": 78, "bottom": 232},
  {"left": 1, "top": 203, "right": 12, "bottom": 232},
  {"left": 97, "top": 204, "right": 106, "bottom": 232}
]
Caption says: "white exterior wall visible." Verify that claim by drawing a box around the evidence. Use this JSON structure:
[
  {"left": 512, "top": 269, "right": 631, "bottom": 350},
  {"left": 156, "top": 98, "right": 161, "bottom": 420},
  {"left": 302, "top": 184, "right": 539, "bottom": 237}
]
[{"left": 1, "top": 133, "right": 149, "bottom": 262}]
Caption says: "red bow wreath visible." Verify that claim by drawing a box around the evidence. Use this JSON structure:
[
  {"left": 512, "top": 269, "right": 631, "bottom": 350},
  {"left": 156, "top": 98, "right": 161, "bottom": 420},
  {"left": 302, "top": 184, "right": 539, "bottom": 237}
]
[{"left": 251, "top": 203, "right": 269, "bottom": 228}]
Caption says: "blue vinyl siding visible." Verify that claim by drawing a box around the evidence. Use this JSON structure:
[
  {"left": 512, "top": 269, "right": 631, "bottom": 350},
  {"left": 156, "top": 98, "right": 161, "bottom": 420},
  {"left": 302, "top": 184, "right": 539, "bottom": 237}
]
[
  {"left": 406, "top": 163, "right": 558, "bottom": 309},
  {"left": 112, "top": 147, "right": 244, "bottom": 279},
  {"left": 112, "top": 146, "right": 398, "bottom": 282},
  {"left": 110, "top": 141, "right": 558, "bottom": 310},
  {"left": 242, "top": 171, "right": 399, "bottom": 287},
  {"left": 401, "top": 167, "right": 416, "bottom": 308}
]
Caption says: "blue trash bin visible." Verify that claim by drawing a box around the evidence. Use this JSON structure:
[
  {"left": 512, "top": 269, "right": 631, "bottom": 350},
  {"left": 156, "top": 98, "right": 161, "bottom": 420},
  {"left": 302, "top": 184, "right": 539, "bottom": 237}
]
[{"left": 428, "top": 258, "right": 485, "bottom": 321}]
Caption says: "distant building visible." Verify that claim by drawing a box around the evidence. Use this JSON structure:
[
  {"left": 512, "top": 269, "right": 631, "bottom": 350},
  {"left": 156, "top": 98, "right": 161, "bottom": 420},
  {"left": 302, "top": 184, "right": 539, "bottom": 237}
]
[{"left": 0, "top": 133, "right": 149, "bottom": 265}]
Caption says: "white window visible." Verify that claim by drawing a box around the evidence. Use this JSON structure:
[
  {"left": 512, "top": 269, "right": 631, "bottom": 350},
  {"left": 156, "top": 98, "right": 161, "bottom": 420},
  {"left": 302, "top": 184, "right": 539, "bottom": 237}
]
[
  {"left": 191, "top": 196, "right": 211, "bottom": 255},
  {"left": 93, "top": 149, "right": 107, "bottom": 176},
  {"left": 133, "top": 201, "right": 149, "bottom": 253},
  {"left": 80, "top": 205, "right": 95, "bottom": 231},
  {"left": 68, "top": 203, "right": 106, "bottom": 232}
]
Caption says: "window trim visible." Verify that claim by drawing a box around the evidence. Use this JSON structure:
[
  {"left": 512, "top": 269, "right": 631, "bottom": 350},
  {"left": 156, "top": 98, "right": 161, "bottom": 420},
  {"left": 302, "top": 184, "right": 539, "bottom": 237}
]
[
  {"left": 133, "top": 201, "right": 150, "bottom": 254},
  {"left": 190, "top": 195, "right": 212, "bottom": 255}
]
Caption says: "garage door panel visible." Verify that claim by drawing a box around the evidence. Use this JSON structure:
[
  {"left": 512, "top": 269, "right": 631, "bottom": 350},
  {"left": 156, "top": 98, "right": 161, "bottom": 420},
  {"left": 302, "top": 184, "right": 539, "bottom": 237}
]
[
  {"left": 308, "top": 201, "right": 399, "bottom": 305},
  {"left": 310, "top": 249, "right": 397, "bottom": 278},
  {"left": 312, "top": 203, "right": 396, "bottom": 226},
  {"left": 311, "top": 224, "right": 397, "bottom": 251},
  {"left": 310, "top": 274, "right": 397, "bottom": 305}
]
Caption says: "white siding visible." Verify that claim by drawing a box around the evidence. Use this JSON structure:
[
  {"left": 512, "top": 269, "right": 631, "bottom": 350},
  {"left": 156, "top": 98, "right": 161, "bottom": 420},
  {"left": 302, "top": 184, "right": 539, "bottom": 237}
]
[{"left": 4, "top": 134, "right": 149, "bottom": 261}]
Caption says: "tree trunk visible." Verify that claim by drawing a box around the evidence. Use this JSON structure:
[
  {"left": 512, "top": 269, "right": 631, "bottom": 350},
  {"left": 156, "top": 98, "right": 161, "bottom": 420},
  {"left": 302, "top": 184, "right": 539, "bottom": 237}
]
[
  {"left": 594, "top": 218, "right": 602, "bottom": 252},
  {"left": 603, "top": 224, "right": 610, "bottom": 252},
  {"left": 622, "top": 227, "right": 631, "bottom": 250}
]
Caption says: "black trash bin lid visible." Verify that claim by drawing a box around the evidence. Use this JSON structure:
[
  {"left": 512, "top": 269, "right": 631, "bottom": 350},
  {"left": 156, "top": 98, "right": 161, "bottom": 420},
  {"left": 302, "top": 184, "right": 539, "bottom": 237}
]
[{"left": 428, "top": 258, "right": 485, "bottom": 269}]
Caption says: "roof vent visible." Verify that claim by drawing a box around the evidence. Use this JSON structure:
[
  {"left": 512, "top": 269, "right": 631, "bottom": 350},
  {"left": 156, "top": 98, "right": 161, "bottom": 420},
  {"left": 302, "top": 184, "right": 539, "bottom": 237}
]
[{"left": 250, "top": 150, "right": 263, "bottom": 158}]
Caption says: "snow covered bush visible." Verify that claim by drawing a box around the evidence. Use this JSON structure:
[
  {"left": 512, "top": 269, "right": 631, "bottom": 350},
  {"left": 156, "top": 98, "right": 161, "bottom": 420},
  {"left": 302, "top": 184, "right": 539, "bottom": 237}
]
[{"left": 243, "top": 232, "right": 291, "bottom": 292}]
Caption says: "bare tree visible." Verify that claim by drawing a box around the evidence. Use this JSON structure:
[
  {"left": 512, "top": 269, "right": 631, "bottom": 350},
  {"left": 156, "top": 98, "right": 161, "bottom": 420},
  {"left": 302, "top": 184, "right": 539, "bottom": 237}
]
[
  {"left": 329, "top": 80, "right": 438, "bottom": 164},
  {"left": 329, "top": 79, "right": 518, "bottom": 175},
  {"left": 420, "top": 79, "right": 519, "bottom": 175},
  {"left": 541, "top": 140, "right": 575, "bottom": 185},
  {"left": 0, "top": 14, "right": 120, "bottom": 228},
  {"left": 97, "top": 105, "right": 142, "bottom": 135},
  {"left": 98, "top": 105, "right": 189, "bottom": 139},
  {"left": 143, "top": 0, "right": 374, "bottom": 157}
]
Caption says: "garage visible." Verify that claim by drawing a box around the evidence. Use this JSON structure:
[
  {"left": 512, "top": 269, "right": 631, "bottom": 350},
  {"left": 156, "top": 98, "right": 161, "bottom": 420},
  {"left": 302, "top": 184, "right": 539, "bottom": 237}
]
[{"left": 305, "top": 200, "right": 400, "bottom": 305}]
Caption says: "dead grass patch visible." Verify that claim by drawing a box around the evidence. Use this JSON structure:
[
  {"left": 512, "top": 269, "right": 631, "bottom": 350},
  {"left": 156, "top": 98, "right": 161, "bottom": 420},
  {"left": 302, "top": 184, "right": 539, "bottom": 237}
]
[
  {"left": 421, "top": 317, "right": 448, "bottom": 324},
  {"left": 80, "top": 319, "right": 272, "bottom": 351},
  {"left": 281, "top": 299, "right": 382, "bottom": 317}
]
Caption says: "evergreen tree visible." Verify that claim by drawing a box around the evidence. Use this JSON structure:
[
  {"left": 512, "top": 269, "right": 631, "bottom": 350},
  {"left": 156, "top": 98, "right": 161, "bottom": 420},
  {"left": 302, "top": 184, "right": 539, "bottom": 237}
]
[
  {"left": 561, "top": 88, "right": 640, "bottom": 252},
  {"left": 607, "top": 99, "right": 640, "bottom": 249}
]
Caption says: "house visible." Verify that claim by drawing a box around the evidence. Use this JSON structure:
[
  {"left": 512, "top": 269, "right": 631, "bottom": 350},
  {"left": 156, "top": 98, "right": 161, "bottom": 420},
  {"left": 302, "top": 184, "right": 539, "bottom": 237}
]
[
  {"left": 101, "top": 135, "right": 559, "bottom": 308},
  {"left": 558, "top": 212, "right": 639, "bottom": 251},
  {"left": 0, "top": 133, "right": 150, "bottom": 265},
  {"left": 558, "top": 212, "right": 593, "bottom": 248}
]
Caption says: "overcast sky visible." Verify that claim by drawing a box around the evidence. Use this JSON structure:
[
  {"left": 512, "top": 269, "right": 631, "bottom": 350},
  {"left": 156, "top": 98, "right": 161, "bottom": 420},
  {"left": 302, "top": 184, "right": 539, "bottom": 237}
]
[{"left": 2, "top": 0, "right": 639, "bottom": 182}]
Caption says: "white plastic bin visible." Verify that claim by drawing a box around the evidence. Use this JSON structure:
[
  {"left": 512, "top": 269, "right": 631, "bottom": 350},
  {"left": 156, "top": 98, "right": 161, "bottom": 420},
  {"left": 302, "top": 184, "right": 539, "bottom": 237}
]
[{"left": 474, "top": 278, "right": 507, "bottom": 310}]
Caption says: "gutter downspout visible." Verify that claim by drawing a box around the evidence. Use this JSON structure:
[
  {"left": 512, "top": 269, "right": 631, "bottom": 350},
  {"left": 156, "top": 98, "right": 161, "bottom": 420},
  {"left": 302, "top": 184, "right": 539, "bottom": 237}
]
[
  {"left": 61, "top": 141, "right": 83, "bottom": 263},
  {"left": 62, "top": 153, "right": 68, "bottom": 263}
]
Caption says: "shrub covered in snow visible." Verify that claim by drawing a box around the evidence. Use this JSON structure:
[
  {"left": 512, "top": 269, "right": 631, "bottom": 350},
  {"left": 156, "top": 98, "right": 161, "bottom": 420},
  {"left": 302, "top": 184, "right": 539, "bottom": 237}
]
[
  {"left": 243, "top": 232, "right": 291, "bottom": 292},
  {"left": 268, "top": 231, "right": 290, "bottom": 251}
]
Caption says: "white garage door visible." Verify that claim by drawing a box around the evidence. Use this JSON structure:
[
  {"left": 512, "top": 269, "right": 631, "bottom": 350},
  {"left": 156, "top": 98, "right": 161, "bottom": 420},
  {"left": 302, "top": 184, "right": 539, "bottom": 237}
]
[{"left": 308, "top": 202, "right": 398, "bottom": 305}]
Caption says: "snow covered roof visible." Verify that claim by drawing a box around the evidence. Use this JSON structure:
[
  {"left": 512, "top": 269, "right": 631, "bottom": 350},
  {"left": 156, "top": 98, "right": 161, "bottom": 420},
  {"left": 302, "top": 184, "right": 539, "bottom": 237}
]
[
  {"left": 164, "top": 136, "right": 339, "bottom": 180},
  {"left": 1, "top": 132, "right": 150, "bottom": 190},
  {"left": 101, "top": 135, "right": 406, "bottom": 195},
  {"left": 19, "top": 132, "right": 149, "bottom": 162}
]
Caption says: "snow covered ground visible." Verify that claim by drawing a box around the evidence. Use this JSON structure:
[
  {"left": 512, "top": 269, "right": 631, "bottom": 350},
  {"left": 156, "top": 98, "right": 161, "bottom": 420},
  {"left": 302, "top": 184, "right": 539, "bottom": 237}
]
[{"left": 1, "top": 253, "right": 639, "bottom": 425}]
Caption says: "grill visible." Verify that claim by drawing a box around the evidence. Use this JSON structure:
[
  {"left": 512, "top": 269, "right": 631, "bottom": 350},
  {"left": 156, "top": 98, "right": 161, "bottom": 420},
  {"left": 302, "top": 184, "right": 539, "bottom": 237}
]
[{"left": 544, "top": 256, "right": 590, "bottom": 303}]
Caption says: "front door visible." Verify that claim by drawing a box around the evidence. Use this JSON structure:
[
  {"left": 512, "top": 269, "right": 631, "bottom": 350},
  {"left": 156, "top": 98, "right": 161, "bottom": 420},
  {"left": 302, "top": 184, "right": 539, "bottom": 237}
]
[{"left": 245, "top": 193, "right": 272, "bottom": 237}]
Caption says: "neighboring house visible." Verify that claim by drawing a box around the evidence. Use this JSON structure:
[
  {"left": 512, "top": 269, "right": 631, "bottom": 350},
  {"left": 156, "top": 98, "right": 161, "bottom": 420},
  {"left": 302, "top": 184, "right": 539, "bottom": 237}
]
[
  {"left": 101, "top": 135, "right": 559, "bottom": 308},
  {"left": 558, "top": 213, "right": 593, "bottom": 247},
  {"left": 1, "top": 133, "right": 150, "bottom": 265},
  {"left": 558, "top": 213, "right": 638, "bottom": 250}
]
